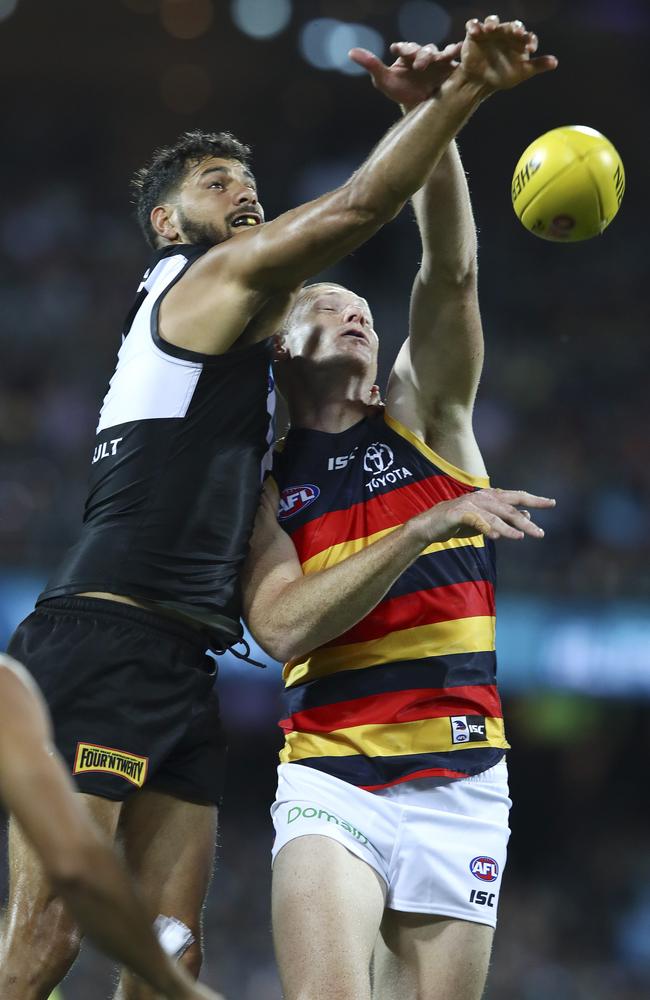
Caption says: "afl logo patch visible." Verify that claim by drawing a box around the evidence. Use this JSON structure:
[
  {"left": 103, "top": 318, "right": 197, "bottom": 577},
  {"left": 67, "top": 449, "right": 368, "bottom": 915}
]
[
  {"left": 278, "top": 484, "right": 320, "bottom": 520},
  {"left": 469, "top": 856, "right": 499, "bottom": 882}
]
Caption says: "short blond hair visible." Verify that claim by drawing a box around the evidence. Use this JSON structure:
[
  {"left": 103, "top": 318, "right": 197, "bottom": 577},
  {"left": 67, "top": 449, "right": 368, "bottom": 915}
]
[{"left": 282, "top": 282, "right": 362, "bottom": 342}]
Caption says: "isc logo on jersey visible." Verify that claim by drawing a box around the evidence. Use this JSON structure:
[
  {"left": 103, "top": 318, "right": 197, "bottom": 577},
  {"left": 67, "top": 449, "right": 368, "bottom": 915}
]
[
  {"left": 278, "top": 485, "right": 321, "bottom": 520},
  {"left": 450, "top": 715, "right": 487, "bottom": 744},
  {"left": 469, "top": 856, "right": 499, "bottom": 882}
]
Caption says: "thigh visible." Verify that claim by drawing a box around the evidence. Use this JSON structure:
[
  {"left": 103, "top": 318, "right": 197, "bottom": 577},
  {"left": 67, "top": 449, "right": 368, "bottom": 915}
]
[
  {"left": 1, "top": 791, "right": 121, "bottom": 992},
  {"left": 374, "top": 913, "right": 493, "bottom": 1000},
  {"left": 7, "top": 792, "right": 121, "bottom": 910},
  {"left": 273, "top": 835, "right": 386, "bottom": 1000},
  {"left": 118, "top": 788, "right": 218, "bottom": 924},
  {"left": 386, "top": 763, "right": 511, "bottom": 928}
]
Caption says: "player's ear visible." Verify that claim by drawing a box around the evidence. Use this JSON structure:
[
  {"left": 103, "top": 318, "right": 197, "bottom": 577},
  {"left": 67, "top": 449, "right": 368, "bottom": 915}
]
[
  {"left": 151, "top": 204, "right": 180, "bottom": 243},
  {"left": 368, "top": 384, "right": 385, "bottom": 409},
  {"left": 273, "top": 333, "right": 289, "bottom": 361}
]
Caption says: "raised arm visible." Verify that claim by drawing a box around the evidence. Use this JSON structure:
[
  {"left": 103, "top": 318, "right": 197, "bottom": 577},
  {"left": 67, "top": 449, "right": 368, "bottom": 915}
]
[
  {"left": 352, "top": 17, "right": 555, "bottom": 473},
  {"left": 162, "top": 17, "right": 556, "bottom": 355},
  {"left": 0, "top": 657, "right": 221, "bottom": 1000},
  {"left": 242, "top": 481, "right": 554, "bottom": 663},
  {"left": 388, "top": 128, "right": 486, "bottom": 473}
]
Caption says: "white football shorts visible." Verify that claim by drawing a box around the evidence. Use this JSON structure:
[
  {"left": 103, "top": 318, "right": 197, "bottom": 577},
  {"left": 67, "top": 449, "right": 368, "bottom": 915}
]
[{"left": 271, "top": 758, "right": 511, "bottom": 928}]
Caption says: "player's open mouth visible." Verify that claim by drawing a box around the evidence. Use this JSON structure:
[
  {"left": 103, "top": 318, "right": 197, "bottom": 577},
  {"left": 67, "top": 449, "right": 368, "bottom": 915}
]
[
  {"left": 230, "top": 213, "right": 262, "bottom": 229},
  {"left": 340, "top": 327, "right": 369, "bottom": 344}
]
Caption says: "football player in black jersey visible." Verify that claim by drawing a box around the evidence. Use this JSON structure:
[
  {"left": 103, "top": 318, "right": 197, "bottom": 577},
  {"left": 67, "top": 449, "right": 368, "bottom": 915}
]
[
  {"left": 3, "top": 14, "right": 555, "bottom": 1000},
  {"left": 0, "top": 655, "right": 222, "bottom": 1000}
]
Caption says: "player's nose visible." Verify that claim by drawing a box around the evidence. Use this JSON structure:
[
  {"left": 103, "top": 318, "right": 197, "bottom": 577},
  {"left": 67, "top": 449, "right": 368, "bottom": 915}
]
[
  {"left": 343, "top": 304, "right": 366, "bottom": 325},
  {"left": 233, "top": 184, "right": 256, "bottom": 207}
]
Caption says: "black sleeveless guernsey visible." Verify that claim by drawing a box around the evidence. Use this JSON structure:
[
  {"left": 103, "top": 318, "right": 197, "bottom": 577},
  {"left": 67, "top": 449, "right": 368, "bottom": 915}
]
[{"left": 39, "top": 245, "right": 275, "bottom": 645}]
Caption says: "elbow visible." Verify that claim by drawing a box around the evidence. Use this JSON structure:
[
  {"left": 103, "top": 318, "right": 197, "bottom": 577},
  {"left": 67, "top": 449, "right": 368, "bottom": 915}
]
[
  {"left": 421, "top": 257, "right": 478, "bottom": 290},
  {"left": 254, "top": 624, "right": 309, "bottom": 664},
  {"left": 247, "top": 622, "right": 292, "bottom": 665}
]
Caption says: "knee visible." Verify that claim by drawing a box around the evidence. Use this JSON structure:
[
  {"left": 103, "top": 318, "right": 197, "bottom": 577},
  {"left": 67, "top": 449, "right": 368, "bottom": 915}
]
[
  {"left": 48, "top": 923, "right": 82, "bottom": 976},
  {"left": 39, "top": 896, "right": 83, "bottom": 970},
  {"left": 1, "top": 894, "right": 82, "bottom": 984}
]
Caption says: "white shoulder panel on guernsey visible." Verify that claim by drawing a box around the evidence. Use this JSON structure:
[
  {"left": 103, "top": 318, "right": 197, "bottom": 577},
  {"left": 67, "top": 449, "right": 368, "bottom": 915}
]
[{"left": 97, "top": 254, "right": 202, "bottom": 433}]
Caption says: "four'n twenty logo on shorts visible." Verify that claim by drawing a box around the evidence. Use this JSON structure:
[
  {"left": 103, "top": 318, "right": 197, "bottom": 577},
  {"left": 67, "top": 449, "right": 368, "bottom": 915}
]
[
  {"left": 73, "top": 742, "right": 149, "bottom": 788},
  {"left": 450, "top": 715, "right": 487, "bottom": 744},
  {"left": 469, "top": 856, "right": 499, "bottom": 882},
  {"left": 278, "top": 484, "right": 320, "bottom": 520}
]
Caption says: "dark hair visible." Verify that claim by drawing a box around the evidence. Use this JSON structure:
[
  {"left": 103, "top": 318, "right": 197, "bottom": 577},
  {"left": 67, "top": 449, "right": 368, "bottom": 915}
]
[{"left": 131, "top": 129, "right": 252, "bottom": 247}]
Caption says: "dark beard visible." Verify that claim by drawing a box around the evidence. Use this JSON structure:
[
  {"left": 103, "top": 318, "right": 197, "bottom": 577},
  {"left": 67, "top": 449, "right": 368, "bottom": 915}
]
[{"left": 176, "top": 209, "right": 230, "bottom": 248}]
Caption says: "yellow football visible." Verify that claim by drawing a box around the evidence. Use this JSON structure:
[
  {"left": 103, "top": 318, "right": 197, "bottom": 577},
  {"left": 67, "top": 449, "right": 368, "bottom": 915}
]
[{"left": 511, "top": 126, "right": 625, "bottom": 242}]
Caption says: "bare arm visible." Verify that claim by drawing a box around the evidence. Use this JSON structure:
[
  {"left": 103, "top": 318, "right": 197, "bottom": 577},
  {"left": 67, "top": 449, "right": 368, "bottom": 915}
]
[
  {"left": 242, "top": 482, "right": 554, "bottom": 663},
  {"left": 0, "top": 657, "right": 220, "bottom": 1000},
  {"left": 163, "top": 73, "right": 489, "bottom": 355},
  {"left": 388, "top": 131, "right": 487, "bottom": 474},
  {"left": 352, "top": 20, "right": 556, "bottom": 473},
  {"left": 162, "top": 18, "right": 556, "bottom": 355}
]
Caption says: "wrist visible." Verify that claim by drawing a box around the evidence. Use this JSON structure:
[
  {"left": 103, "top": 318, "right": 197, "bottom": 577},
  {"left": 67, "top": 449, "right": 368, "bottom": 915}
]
[
  {"left": 400, "top": 91, "right": 439, "bottom": 116},
  {"left": 402, "top": 513, "right": 430, "bottom": 552},
  {"left": 442, "top": 67, "right": 495, "bottom": 105}
]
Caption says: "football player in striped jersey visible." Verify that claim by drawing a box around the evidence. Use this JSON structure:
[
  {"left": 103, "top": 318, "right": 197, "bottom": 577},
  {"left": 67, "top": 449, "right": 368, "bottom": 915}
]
[{"left": 242, "top": 17, "right": 556, "bottom": 1000}]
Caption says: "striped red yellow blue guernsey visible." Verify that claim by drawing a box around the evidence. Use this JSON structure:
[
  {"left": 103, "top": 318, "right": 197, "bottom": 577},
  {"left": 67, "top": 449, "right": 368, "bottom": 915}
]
[{"left": 272, "top": 410, "right": 509, "bottom": 791}]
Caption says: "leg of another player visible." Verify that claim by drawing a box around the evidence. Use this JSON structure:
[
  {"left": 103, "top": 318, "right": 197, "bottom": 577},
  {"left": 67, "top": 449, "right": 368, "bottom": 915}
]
[
  {"left": 112, "top": 788, "right": 218, "bottom": 1000},
  {"left": 273, "top": 835, "right": 386, "bottom": 1000},
  {"left": 0, "top": 795, "right": 121, "bottom": 1000},
  {"left": 373, "top": 912, "right": 494, "bottom": 1000}
]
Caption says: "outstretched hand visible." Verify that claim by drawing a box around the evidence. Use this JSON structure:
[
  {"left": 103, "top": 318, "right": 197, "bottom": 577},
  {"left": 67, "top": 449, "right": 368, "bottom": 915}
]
[
  {"left": 412, "top": 488, "right": 556, "bottom": 546},
  {"left": 349, "top": 40, "right": 462, "bottom": 110},
  {"left": 459, "top": 14, "right": 557, "bottom": 93}
]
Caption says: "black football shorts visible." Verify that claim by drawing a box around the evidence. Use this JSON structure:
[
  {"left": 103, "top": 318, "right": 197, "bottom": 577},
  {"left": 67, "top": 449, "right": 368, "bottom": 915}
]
[{"left": 7, "top": 596, "right": 226, "bottom": 804}]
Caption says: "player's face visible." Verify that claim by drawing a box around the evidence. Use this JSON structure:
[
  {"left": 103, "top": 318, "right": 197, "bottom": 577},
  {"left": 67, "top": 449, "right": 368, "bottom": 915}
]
[
  {"left": 175, "top": 156, "right": 265, "bottom": 246},
  {"left": 287, "top": 286, "right": 379, "bottom": 375}
]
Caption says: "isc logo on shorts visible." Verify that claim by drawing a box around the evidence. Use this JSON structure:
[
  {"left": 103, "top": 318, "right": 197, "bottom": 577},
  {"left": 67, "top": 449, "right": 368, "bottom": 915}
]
[
  {"left": 278, "top": 484, "right": 320, "bottom": 520},
  {"left": 450, "top": 715, "right": 487, "bottom": 744},
  {"left": 73, "top": 742, "right": 149, "bottom": 788},
  {"left": 469, "top": 856, "right": 499, "bottom": 882}
]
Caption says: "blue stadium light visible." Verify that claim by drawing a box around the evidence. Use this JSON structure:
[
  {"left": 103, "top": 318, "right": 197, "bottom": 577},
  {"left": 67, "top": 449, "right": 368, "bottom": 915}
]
[
  {"left": 231, "top": 0, "right": 292, "bottom": 40},
  {"left": 398, "top": 0, "right": 451, "bottom": 44},
  {"left": 0, "top": 0, "right": 18, "bottom": 23},
  {"left": 300, "top": 18, "right": 384, "bottom": 75}
]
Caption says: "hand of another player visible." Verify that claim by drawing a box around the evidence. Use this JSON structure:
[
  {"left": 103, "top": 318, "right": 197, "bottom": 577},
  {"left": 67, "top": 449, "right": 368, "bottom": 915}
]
[
  {"left": 459, "top": 14, "right": 557, "bottom": 94},
  {"left": 410, "top": 488, "right": 556, "bottom": 546},
  {"left": 349, "top": 40, "right": 462, "bottom": 111}
]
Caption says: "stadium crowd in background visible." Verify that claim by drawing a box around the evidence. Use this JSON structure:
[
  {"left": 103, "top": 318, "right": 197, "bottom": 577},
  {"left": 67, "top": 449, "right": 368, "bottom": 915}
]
[{"left": 0, "top": 175, "right": 647, "bottom": 601}]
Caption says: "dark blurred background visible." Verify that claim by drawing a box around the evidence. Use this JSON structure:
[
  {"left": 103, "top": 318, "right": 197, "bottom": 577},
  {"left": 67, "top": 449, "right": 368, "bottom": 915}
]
[{"left": 1, "top": 0, "right": 649, "bottom": 997}]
